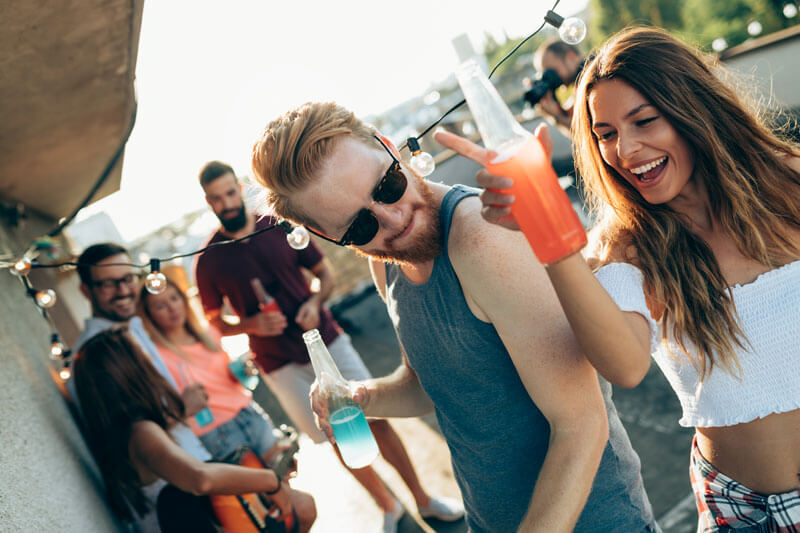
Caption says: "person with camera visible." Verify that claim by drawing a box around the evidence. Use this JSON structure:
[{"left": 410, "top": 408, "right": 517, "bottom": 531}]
[{"left": 527, "top": 39, "right": 586, "bottom": 135}]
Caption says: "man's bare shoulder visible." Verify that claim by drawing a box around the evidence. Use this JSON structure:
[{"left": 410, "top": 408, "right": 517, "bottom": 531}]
[{"left": 448, "top": 195, "right": 541, "bottom": 274}]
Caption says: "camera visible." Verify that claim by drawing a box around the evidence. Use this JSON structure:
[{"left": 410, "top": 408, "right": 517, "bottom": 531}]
[{"left": 523, "top": 68, "right": 563, "bottom": 106}]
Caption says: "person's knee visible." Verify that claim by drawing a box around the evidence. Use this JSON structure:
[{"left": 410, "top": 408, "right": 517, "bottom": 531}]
[{"left": 291, "top": 489, "right": 317, "bottom": 532}]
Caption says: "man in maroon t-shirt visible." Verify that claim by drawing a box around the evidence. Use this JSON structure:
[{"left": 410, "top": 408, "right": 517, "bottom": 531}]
[{"left": 194, "top": 161, "right": 464, "bottom": 530}]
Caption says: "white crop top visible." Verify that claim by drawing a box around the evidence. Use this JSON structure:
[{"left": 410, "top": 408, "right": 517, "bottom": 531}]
[{"left": 595, "top": 261, "right": 800, "bottom": 428}]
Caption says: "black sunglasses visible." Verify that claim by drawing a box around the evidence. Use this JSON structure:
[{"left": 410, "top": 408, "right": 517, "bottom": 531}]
[{"left": 308, "top": 136, "right": 408, "bottom": 246}]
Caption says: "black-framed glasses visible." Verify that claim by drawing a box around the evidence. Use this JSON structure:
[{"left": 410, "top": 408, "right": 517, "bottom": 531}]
[
  {"left": 91, "top": 272, "right": 141, "bottom": 292},
  {"left": 308, "top": 136, "right": 408, "bottom": 246}
]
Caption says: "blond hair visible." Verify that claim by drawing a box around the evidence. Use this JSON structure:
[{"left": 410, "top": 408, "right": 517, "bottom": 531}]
[
  {"left": 251, "top": 101, "right": 378, "bottom": 228},
  {"left": 574, "top": 27, "right": 800, "bottom": 379},
  {"left": 138, "top": 277, "right": 220, "bottom": 360}
]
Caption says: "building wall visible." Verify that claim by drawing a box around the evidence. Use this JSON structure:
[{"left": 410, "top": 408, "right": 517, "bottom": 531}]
[
  {"left": 723, "top": 35, "right": 800, "bottom": 110},
  {"left": 0, "top": 213, "right": 119, "bottom": 532}
]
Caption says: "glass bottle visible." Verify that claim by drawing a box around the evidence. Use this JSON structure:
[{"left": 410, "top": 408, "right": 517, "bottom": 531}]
[
  {"left": 302, "top": 329, "right": 378, "bottom": 469},
  {"left": 455, "top": 58, "right": 587, "bottom": 265}
]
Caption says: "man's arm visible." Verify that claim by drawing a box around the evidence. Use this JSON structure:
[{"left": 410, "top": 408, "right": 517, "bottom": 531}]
[
  {"left": 309, "top": 259, "right": 434, "bottom": 442},
  {"left": 537, "top": 92, "right": 572, "bottom": 138},
  {"left": 450, "top": 199, "right": 608, "bottom": 533}
]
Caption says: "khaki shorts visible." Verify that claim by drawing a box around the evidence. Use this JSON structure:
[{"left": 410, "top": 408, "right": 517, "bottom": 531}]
[{"left": 261, "top": 333, "right": 372, "bottom": 443}]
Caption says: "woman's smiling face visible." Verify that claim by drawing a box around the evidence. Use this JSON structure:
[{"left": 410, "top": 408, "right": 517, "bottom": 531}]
[{"left": 589, "top": 78, "right": 695, "bottom": 206}]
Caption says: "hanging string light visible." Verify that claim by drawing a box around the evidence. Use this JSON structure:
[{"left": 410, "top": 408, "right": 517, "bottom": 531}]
[
  {"left": 6, "top": 1, "right": 582, "bottom": 391},
  {"left": 11, "top": 257, "right": 32, "bottom": 276},
  {"left": 49, "top": 333, "right": 65, "bottom": 359},
  {"left": 544, "top": 10, "right": 587, "bottom": 45},
  {"left": 145, "top": 258, "right": 168, "bottom": 295},
  {"left": 33, "top": 288, "right": 57, "bottom": 309},
  {"left": 407, "top": 137, "right": 436, "bottom": 177},
  {"left": 58, "top": 360, "right": 72, "bottom": 382}
]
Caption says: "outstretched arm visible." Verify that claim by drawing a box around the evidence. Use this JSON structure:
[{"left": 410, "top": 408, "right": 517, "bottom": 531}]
[{"left": 435, "top": 128, "right": 652, "bottom": 388}]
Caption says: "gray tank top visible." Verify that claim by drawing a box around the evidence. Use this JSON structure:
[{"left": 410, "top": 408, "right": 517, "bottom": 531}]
[{"left": 385, "top": 185, "right": 654, "bottom": 532}]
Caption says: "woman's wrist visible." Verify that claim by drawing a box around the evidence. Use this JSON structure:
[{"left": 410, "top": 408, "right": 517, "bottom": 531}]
[{"left": 265, "top": 471, "right": 282, "bottom": 495}]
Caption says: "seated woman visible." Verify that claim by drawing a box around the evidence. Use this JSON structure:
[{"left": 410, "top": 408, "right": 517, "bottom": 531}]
[
  {"left": 138, "top": 277, "right": 295, "bottom": 472},
  {"left": 73, "top": 329, "right": 316, "bottom": 532}
]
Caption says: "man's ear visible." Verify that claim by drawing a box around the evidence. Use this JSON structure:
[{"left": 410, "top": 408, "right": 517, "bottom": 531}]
[
  {"left": 79, "top": 283, "right": 91, "bottom": 300},
  {"left": 377, "top": 134, "right": 402, "bottom": 159}
]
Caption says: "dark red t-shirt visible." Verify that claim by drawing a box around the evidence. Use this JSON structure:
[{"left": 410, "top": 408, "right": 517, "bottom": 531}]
[{"left": 195, "top": 215, "right": 341, "bottom": 373}]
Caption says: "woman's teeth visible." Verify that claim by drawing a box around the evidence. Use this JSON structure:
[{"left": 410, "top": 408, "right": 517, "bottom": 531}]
[{"left": 630, "top": 156, "right": 667, "bottom": 175}]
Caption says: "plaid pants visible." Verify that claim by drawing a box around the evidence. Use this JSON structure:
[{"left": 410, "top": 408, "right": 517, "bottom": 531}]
[{"left": 690, "top": 436, "right": 800, "bottom": 532}]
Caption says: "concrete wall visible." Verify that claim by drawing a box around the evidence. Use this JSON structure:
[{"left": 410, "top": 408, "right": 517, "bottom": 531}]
[
  {"left": 0, "top": 213, "right": 118, "bottom": 532},
  {"left": 723, "top": 33, "right": 800, "bottom": 111}
]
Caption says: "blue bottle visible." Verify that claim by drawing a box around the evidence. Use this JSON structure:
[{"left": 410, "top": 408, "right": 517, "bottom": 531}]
[{"left": 303, "top": 329, "right": 379, "bottom": 469}]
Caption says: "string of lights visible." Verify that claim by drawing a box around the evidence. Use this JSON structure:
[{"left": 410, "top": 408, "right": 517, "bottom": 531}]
[{"left": 4, "top": 3, "right": 586, "bottom": 381}]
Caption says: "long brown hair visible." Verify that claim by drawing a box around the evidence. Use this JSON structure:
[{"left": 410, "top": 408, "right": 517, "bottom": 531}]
[
  {"left": 73, "top": 329, "right": 185, "bottom": 519},
  {"left": 138, "top": 276, "right": 220, "bottom": 360},
  {"left": 573, "top": 26, "right": 800, "bottom": 378}
]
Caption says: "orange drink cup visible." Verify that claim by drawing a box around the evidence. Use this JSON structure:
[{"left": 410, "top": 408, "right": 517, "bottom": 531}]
[{"left": 487, "top": 135, "right": 586, "bottom": 264}]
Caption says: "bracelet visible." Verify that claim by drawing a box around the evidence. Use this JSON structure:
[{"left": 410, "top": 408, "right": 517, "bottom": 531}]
[{"left": 265, "top": 472, "right": 282, "bottom": 495}]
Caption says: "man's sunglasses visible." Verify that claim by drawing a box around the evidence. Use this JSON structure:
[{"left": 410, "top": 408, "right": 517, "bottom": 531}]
[{"left": 308, "top": 136, "right": 408, "bottom": 246}]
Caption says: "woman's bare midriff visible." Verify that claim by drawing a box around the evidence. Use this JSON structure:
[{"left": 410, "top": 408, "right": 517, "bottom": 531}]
[{"left": 696, "top": 408, "right": 800, "bottom": 494}]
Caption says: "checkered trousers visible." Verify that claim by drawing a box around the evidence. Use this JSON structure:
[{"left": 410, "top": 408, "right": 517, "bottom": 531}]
[{"left": 690, "top": 436, "right": 800, "bottom": 532}]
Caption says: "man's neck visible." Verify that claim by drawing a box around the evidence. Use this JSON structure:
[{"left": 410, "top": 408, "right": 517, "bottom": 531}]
[{"left": 219, "top": 212, "right": 257, "bottom": 240}]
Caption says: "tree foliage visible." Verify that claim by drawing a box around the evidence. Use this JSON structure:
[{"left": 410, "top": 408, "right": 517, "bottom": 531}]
[{"left": 588, "top": 0, "right": 798, "bottom": 51}]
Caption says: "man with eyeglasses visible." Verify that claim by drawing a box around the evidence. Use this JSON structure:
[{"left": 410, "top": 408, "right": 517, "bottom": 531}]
[
  {"left": 250, "top": 102, "right": 658, "bottom": 533},
  {"left": 194, "top": 162, "right": 464, "bottom": 531},
  {"left": 69, "top": 242, "right": 213, "bottom": 531}
]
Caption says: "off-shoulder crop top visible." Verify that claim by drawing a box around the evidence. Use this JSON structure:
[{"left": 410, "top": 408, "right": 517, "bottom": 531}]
[{"left": 595, "top": 261, "right": 800, "bottom": 428}]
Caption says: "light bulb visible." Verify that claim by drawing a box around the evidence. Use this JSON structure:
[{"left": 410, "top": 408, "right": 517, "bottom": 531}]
[
  {"left": 559, "top": 17, "right": 587, "bottom": 45},
  {"left": 145, "top": 271, "right": 167, "bottom": 294},
  {"left": 50, "top": 341, "right": 64, "bottom": 359},
  {"left": 747, "top": 21, "right": 762, "bottom": 36},
  {"left": 406, "top": 137, "right": 435, "bottom": 177},
  {"left": 784, "top": 3, "right": 798, "bottom": 18},
  {"left": 410, "top": 151, "right": 436, "bottom": 176},
  {"left": 11, "top": 258, "right": 32, "bottom": 276},
  {"left": 58, "top": 367, "right": 71, "bottom": 381},
  {"left": 286, "top": 226, "right": 310, "bottom": 250},
  {"left": 35, "top": 289, "right": 57, "bottom": 308},
  {"left": 50, "top": 333, "right": 64, "bottom": 359}
]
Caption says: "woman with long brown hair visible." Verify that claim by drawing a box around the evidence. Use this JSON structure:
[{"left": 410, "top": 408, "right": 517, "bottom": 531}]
[
  {"left": 438, "top": 26, "right": 800, "bottom": 531},
  {"left": 73, "top": 329, "right": 316, "bottom": 532}
]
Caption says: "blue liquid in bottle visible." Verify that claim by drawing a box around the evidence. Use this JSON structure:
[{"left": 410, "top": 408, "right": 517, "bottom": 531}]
[
  {"left": 330, "top": 405, "right": 379, "bottom": 469},
  {"left": 195, "top": 407, "right": 214, "bottom": 428}
]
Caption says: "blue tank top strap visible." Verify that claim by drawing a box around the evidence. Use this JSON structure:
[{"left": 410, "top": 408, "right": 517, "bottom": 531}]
[{"left": 440, "top": 184, "right": 480, "bottom": 250}]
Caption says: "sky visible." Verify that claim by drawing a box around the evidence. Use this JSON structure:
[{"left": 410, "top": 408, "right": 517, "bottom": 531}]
[{"left": 77, "top": 0, "right": 588, "bottom": 242}]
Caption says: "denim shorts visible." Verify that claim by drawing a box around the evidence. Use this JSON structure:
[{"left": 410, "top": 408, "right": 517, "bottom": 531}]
[{"left": 198, "top": 402, "right": 278, "bottom": 460}]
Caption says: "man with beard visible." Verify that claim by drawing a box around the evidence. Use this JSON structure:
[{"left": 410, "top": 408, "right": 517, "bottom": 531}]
[
  {"left": 250, "top": 102, "right": 658, "bottom": 533},
  {"left": 194, "top": 161, "right": 464, "bottom": 532},
  {"left": 70, "top": 242, "right": 212, "bottom": 531}
]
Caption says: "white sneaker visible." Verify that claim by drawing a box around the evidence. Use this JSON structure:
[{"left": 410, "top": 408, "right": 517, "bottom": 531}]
[
  {"left": 418, "top": 496, "right": 465, "bottom": 521},
  {"left": 382, "top": 497, "right": 404, "bottom": 533}
]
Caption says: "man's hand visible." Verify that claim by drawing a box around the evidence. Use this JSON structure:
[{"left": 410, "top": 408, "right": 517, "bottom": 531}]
[
  {"left": 433, "top": 124, "right": 553, "bottom": 231},
  {"left": 245, "top": 310, "right": 288, "bottom": 337},
  {"left": 309, "top": 380, "right": 369, "bottom": 444},
  {"left": 536, "top": 91, "right": 566, "bottom": 122},
  {"left": 295, "top": 297, "right": 321, "bottom": 331},
  {"left": 181, "top": 383, "right": 208, "bottom": 417}
]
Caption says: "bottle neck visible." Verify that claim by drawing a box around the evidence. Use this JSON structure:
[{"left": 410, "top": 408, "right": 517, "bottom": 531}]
[{"left": 303, "top": 330, "right": 345, "bottom": 382}]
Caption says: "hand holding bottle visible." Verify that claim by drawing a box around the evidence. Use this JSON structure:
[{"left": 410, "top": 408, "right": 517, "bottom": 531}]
[
  {"left": 434, "top": 123, "right": 555, "bottom": 231},
  {"left": 309, "top": 378, "right": 369, "bottom": 444},
  {"left": 453, "top": 58, "right": 586, "bottom": 265}
]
